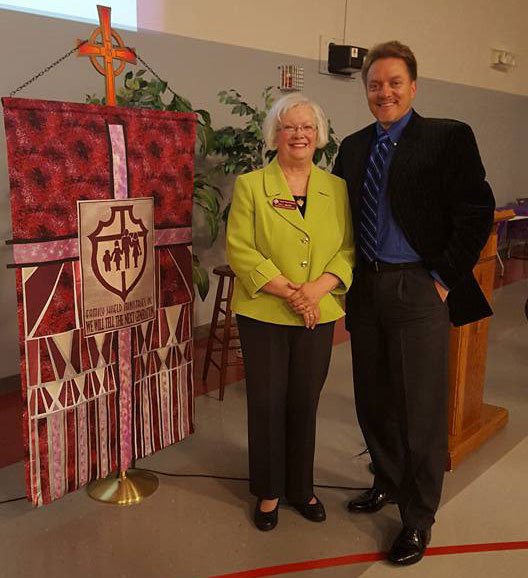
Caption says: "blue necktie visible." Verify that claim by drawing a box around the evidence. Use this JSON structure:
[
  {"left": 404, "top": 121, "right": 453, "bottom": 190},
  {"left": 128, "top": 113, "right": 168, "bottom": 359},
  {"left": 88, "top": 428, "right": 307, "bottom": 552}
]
[{"left": 359, "top": 133, "right": 391, "bottom": 262}]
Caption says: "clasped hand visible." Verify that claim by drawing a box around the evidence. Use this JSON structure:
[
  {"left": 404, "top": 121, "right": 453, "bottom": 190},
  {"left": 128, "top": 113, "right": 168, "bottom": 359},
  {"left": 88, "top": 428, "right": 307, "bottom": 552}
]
[
  {"left": 287, "top": 280, "right": 325, "bottom": 330},
  {"left": 262, "top": 276, "right": 329, "bottom": 330}
]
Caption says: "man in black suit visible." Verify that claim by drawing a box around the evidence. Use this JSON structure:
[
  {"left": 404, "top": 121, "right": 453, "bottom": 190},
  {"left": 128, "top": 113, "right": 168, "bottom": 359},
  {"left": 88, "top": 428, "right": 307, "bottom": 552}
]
[{"left": 333, "top": 41, "right": 495, "bottom": 566}]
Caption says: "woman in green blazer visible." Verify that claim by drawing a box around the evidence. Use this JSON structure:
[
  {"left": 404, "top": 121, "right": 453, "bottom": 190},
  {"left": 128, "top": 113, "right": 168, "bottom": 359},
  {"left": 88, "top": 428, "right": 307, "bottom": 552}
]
[{"left": 226, "top": 93, "right": 355, "bottom": 531}]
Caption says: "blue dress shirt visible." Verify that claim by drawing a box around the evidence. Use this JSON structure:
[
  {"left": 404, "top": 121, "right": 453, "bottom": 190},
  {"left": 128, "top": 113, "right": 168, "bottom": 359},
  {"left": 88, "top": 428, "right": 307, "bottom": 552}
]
[
  {"left": 372, "top": 109, "right": 418, "bottom": 263},
  {"left": 369, "top": 109, "right": 447, "bottom": 288}
]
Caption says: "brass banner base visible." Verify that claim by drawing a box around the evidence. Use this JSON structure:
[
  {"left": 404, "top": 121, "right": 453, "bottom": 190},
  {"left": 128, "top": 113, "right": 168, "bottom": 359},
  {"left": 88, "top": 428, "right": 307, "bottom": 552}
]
[{"left": 87, "top": 469, "right": 159, "bottom": 505}]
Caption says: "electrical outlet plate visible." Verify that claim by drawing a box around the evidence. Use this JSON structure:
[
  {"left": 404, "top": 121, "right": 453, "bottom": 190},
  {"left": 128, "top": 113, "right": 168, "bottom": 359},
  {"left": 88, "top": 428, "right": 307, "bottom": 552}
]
[{"left": 318, "top": 35, "right": 357, "bottom": 80}]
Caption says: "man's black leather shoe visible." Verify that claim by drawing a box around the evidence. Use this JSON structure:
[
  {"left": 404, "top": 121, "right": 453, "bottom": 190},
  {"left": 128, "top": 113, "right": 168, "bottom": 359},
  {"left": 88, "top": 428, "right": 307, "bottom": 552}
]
[
  {"left": 347, "top": 487, "right": 393, "bottom": 513},
  {"left": 388, "top": 527, "right": 431, "bottom": 565},
  {"left": 254, "top": 499, "right": 279, "bottom": 531},
  {"left": 291, "top": 496, "right": 326, "bottom": 522}
]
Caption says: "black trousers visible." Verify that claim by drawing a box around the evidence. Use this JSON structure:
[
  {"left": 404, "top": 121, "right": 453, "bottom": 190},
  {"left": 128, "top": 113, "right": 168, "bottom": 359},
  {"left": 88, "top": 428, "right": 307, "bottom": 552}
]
[
  {"left": 237, "top": 315, "right": 335, "bottom": 503},
  {"left": 349, "top": 265, "right": 450, "bottom": 529}
]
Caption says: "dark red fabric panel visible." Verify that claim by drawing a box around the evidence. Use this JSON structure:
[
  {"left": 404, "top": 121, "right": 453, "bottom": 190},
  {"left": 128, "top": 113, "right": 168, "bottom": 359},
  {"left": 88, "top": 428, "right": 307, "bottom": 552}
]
[{"left": 4, "top": 98, "right": 195, "bottom": 240}]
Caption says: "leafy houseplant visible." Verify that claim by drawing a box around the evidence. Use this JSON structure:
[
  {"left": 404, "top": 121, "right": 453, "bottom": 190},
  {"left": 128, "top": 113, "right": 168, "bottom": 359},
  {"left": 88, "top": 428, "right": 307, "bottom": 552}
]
[{"left": 86, "top": 70, "right": 220, "bottom": 300}]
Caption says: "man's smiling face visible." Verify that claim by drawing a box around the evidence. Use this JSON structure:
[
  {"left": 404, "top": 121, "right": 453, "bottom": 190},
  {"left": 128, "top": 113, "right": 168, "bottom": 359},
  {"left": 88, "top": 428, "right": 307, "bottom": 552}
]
[{"left": 366, "top": 57, "right": 416, "bottom": 129}]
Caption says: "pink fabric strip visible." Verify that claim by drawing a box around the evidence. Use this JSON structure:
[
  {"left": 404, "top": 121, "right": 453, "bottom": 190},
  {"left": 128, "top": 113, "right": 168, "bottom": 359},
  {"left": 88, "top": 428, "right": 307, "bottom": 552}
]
[
  {"left": 108, "top": 125, "right": 128, "bottom": 200},
  {"left": 11, "top": 227, "right": 191, "bottom": 265},
  {"left": 155, "top": 228, "right": 192, "bottom": 246},
  {"left": 142, "top": 379, "right": 152, "bottom": 456},
  {"left": 51, "top": 413, "right": 63, "bottom": 500},
  {"left": 77, "top": 403, "right": 89, "bottom": 487},
  {"left": 182, "top": 363, "right": 190, "bottom": 437},
  {"left": 13, "top": 238, "right": 78, "bottom": 264},
  {"left": 109, "top": 123, "right": 132, "bottom": 471},
  {"left": 30, "top": 419, "right": 40, "bottom": 505},
  {"left": 160, "top": 371, "right": 171, "bottom": 447},
  {"left": 118, "top": 328, "right": 133, "bottom": 471},
  {"left": 98, "top": 394, "right": 109, "bottom": 478}
]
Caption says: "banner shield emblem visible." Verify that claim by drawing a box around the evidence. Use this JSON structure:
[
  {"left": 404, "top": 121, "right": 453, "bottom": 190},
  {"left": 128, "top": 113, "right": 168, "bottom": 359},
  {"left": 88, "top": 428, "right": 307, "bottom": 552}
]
[{"left": 88, "top": 204, "right": 149, "bottom": 302}]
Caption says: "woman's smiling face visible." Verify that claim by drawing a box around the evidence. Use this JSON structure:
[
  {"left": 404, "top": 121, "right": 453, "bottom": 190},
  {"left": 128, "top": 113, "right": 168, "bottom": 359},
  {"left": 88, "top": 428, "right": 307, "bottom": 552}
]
[{"left": 275, "top": 105, "right": 318, "bottom": 164}]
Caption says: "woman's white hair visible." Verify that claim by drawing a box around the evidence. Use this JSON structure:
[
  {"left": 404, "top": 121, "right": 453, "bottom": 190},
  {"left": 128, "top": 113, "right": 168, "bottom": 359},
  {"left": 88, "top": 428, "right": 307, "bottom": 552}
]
[{"left": 262, "top": 93, "right": 329, "bottom": 150}]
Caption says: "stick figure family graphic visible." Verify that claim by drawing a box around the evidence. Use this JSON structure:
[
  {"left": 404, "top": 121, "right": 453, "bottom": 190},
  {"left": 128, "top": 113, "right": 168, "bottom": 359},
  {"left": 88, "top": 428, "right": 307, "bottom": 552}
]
[{"left": 102, "top": 229, "right": 142, "bottom": 272}]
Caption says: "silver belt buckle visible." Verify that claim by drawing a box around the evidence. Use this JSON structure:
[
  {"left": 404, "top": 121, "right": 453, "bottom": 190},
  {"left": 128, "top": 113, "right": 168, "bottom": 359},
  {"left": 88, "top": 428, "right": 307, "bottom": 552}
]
[{"left": 373, "top": 260, "right": 380, "bottom": 272}]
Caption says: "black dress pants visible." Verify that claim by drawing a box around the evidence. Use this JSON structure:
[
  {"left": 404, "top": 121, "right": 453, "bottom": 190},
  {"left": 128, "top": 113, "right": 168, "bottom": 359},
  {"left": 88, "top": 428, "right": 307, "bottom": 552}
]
[
  {"left": 349, "top": 265, "right": 450, "bottom": 529},
  {"left": 237, "top": 315, "right": 335, "bottom": 503}
]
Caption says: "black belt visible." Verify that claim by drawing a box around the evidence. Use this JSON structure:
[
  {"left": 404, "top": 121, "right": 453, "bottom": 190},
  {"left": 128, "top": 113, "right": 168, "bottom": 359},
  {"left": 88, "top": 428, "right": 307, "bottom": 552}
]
[{"left": 364, "top": 259, "right": 423, "bottom": 273}]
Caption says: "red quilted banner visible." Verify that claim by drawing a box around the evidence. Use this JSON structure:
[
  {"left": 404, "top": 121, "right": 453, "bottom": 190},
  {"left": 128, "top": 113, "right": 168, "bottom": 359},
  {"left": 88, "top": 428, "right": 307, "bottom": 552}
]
[{"left": 3, "top": 97, "right": 195, "bottom": 506}]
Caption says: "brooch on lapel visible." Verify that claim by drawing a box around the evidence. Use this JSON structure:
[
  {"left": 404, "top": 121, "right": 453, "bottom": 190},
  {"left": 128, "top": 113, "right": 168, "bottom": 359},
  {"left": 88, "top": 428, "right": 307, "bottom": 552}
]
[{"left": 272, "top": 198, "right": 298, "bottom": 210}]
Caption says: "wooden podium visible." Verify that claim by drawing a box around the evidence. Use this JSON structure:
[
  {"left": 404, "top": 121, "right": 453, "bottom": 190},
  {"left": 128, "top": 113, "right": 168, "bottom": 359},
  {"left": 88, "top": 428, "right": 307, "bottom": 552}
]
[{"left": 447, "top": 210, "right": 514, "bottom": 469}]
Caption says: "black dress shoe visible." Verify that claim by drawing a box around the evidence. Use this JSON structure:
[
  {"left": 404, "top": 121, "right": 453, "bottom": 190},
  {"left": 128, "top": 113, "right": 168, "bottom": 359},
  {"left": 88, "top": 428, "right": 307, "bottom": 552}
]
[
  {"left": 254, "top": 499, "right": 279, "bottom": 531},
  {"left": 388, "top": 526, "right": 431, "bottom": 566},
  {"left": 291, "top": 496, "right": 326, "bottom": 522},
  {"left": 347, "top": 487, "right": 393, "bottom": 513}
]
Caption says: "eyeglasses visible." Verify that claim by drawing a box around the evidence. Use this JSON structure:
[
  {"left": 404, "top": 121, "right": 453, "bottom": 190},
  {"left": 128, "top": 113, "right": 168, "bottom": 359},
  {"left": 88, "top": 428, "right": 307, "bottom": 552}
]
[{"left": 279, "top": 124, "right": 317, "bottom": 135}]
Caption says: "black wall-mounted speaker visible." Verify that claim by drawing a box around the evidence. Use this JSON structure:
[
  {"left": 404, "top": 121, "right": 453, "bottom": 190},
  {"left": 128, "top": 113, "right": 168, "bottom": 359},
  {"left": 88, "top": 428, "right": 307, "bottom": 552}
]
[{"left": 328, "top": 43, "right": 368, "bottom": 76}]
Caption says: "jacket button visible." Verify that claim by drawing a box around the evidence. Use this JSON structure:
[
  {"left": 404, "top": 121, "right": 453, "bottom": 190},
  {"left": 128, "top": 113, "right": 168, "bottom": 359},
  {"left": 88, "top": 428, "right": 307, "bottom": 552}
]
[
  {"left": 300, "top": 260, "right": 308, "bottom": 268},
  {"left": 301, "top": 237, "right": 309, "bottom": 244}
]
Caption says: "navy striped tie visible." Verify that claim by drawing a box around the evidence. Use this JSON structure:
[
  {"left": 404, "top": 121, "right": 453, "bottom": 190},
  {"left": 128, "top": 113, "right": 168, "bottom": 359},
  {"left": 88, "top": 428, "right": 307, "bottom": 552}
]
[{"left": 359, "top": 133, "right": 392, "bottom": 262}]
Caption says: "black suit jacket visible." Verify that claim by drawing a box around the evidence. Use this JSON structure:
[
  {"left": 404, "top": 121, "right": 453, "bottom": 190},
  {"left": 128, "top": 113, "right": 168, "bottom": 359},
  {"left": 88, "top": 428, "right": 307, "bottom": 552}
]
[{"left": 333, "top": 111, "right": 496, "bottom": 327}]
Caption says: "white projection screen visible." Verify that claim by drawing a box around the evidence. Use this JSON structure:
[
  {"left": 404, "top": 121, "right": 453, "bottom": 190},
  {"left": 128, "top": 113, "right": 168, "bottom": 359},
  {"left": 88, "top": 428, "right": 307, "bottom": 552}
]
[{"left": 0, "top": 1, "right": 137, "bottom": 29}]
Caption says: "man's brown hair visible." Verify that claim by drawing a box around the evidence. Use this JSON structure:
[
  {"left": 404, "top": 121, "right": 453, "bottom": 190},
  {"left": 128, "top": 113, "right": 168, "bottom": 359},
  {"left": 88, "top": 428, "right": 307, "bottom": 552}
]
[{"left": 361, "top": 41, "right": 417, "bottom": 85}]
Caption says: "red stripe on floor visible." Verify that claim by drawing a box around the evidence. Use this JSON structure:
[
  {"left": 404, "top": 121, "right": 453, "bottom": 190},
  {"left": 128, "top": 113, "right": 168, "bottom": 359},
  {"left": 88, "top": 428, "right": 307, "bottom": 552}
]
[
  {"left": 209, "top": 541, "right": 528, "bottom": 578},
  {"left": 428, "top": 541, "right": 528, "bottom": 556},
  {"left": 208, "top": 552, "right": 384, "bottom": 578}
]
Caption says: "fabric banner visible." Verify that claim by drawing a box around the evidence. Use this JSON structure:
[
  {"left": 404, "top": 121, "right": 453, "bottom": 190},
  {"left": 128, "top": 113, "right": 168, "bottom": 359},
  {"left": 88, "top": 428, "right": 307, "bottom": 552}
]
[{"left": 3, "top": 97, "right": 195, "bottom": 506}]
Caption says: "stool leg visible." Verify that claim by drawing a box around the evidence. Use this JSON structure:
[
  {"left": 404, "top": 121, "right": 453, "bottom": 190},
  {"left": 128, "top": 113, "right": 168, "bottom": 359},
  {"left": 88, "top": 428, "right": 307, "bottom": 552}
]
[
  {"left": 219, "top": 276, "right": 235, "bottom": 401},
  {"left": 203, "top": 276, "right": 224, "bottom": 382}
]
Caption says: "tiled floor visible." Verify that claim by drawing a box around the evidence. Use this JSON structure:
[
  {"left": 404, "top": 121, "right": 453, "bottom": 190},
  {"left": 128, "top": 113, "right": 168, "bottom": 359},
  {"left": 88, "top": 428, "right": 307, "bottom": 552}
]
[{"left": 0, "top": 267, "right": 527, "bottom": 577}]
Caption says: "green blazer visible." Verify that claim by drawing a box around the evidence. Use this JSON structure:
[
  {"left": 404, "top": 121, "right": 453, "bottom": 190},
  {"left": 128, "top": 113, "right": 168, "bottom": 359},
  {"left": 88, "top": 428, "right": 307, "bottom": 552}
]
[{"left": 226, "top": 157, "right": 355, "bottom": 326}]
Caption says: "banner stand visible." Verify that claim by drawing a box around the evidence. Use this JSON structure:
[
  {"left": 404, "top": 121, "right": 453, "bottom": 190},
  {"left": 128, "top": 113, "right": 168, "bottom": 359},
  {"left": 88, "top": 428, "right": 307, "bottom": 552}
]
[
  {"left": 81, "top": 4, "right": 158, "bottom": 505},
  {"left": 87, "top": 469, "right": 158, "bottom": 505}
]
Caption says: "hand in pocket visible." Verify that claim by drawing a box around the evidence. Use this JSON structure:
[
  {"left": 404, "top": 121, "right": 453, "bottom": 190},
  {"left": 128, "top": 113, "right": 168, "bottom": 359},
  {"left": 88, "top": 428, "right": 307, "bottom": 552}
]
[{"left": 434, "top": 280, "right": 449, "bottom": 302}]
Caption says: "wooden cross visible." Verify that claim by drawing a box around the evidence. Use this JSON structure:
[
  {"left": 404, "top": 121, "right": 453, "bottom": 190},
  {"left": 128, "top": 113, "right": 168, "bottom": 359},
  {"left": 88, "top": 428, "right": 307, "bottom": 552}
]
[{"left": 78, "top": 4, "right": 136, "bottom": 106}]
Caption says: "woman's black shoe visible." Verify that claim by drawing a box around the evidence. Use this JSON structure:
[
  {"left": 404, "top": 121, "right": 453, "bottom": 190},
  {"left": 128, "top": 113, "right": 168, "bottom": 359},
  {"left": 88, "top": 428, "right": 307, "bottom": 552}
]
[
  {"left": 292, "top": 496, "right": 326, "bottom": 522},
  {"left": 254, "top": 499, "right": 279, "bottom": 531}
]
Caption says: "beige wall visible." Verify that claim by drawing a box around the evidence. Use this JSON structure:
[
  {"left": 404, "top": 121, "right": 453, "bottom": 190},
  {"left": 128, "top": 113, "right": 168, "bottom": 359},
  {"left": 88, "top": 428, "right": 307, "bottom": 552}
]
[{"left": 138, "top": 0, "right": 528, "bottom": 96}]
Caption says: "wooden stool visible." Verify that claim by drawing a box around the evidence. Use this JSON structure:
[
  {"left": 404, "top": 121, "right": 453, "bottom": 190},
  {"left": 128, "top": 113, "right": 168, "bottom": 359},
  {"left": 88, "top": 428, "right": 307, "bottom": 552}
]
[{"left": 202, "top": 265, "right": 243, "bottom": 400}]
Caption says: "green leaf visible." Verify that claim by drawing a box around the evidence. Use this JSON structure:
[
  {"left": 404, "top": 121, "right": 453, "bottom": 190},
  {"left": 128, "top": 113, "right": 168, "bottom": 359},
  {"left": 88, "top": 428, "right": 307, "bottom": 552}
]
[
  {"left": 204, "top": 210, "right": 219, "bottom": 245},
  {"left": 196, "top": 123, "right": 217, "bottom": 157},
  {"left": 194, "top": 188, "right": 220, "bottom": 215},
  {"left": 195, "top": 109, "right": 211, "bottom": 126},
  {"left": 85, "top": 94, "right": 101, "bottom": 105},
  {"left": 192, "top": 257, "right": 210, "bottom": 301},
  {"left": 170, "top": 93, "right": 193, "bottom": 112},
  {"left": 194, "top": 174, "right": 222, "bottom": 198}
]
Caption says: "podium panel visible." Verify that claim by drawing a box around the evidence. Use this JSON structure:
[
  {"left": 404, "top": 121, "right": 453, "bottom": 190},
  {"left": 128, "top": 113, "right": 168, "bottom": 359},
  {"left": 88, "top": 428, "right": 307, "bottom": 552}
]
[{"left": 447, "top": 213, "right": 511, "bottom": 469}]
